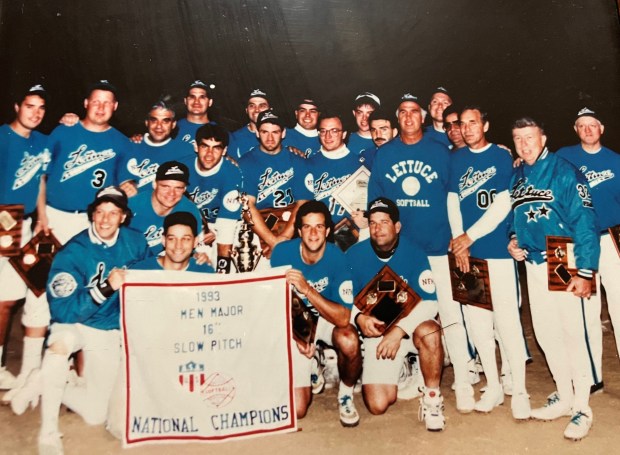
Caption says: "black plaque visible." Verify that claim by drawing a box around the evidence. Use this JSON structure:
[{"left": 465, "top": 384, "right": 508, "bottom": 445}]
[
  {"left": 291, "top": 291, "right": 318, "bottom": 348},
  {"left": 448, "top": 253, "right": 493, "bottom": 311},
  {"left": 10, "top": 231, "right": 62, "bottom": 297}
]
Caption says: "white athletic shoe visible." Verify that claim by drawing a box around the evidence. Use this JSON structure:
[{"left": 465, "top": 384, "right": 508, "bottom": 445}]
[
  {"left": 310, "top": 354, "right": 325, "bottom": 395},
  {"left": 397, "top": 354, "right": 423, "bottom": 400},
  {"left": 418, "top": 388, "right": 445, "bottom": 431},
  {"left": 0, "top": 366, "right": 17, "bottom": 390},
  {"left": 338, "top": 394, "right": 359, "bottom": 427},
  {"left": 511, "top": 392, "right": 531, "bottom": 420},
  {"left": 1, "top": 372, "right": 28, "bottom": 405},
  {"left": 455, "top": 383, "right": 475, "bottom": 414},
  {"left": 38, "top": 432, "right": 64, "bottom": 455},
  {"left": 530, "top": 391, "right": 572, "bottom": 421},
  {"left": 10, "top": 368, "right": 42, "bottom": 415},
  {"left": 474, "top": 385, "right": 504, "bottom": 413},
  {"left": 563, "top": 409, "right": 593, "bottom": 441}
]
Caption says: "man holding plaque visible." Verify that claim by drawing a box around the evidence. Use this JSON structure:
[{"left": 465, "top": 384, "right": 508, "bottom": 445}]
[
  {"left": 448, "top": 107, "right": 529, "bottom": 418},
  {"left": 556, "top": 107, "right": 620, "bottom": 382},
  {"left": 508, "top": 117, "right": 600, "bottom": 440},
  {"left": 0, "top": 84, "right": 53, "bottom": 397},
  {"left": 11, "top": 186, "right": 150, "bottom": 454},
  {"left": 347, "top": 197, "right": 445, "bottom": 431},
  {"left": 367, "top": 93, "right": 475, "bottom": 413},
  {"left": 270, "top": 200, "right": 362, "bottom": 427}
]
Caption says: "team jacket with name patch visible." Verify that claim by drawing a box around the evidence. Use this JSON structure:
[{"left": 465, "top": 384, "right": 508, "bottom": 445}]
[{"left": 508, "top": 148, "right": 600, "bottom": 271}]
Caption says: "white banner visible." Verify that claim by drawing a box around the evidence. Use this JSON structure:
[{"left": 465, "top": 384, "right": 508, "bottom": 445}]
[{"left": 120, "top": 267, "right": 296, "bottom": 446}]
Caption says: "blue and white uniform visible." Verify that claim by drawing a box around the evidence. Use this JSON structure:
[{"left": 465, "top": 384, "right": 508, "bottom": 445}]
[
  {"left": 271, "top": 238, "right": 354, "bottom": 387},
  {"left": 346, "top": 133, "right": 374, "bottom": 156},
  {"left": 45, "top": 123, "right": 129, "bottom": 243},
  {"left": 424, "top": 126, "right": 451, "bottom": 148},
  {"left": 448, "top": 143, "right": 528, "bottom": 400},
  {"left": 116, "top": 135, "right": 194, "bottom": 191},
  {"left": 509, "top": 147, "right": 600, "bottom": 414},
  {"left": 556, "top": 143, "right": 620, "bottom": 380},
  {"left": 131, "top": 255, "right": 214, "bottom": 273},
  {"left": 368, "top": 135, "right": 473, "bottom": 389},
  {"left": 347, "top": 237, "right": 437, "bottom": 384},
  {"left": 228, "top": 125, "right": 259, "bottom": 160},
  {"left": 179, "top": 154, "right": 242, "bottom": 246},
  {"left": 129, "top": 191, "right": 203, "bottom": 253},
  {"left": 283, "top": 125, "right": 320, "bottom": 158},
  {"left": 176, "top": 118, "right": 215, "bottom": 145}
]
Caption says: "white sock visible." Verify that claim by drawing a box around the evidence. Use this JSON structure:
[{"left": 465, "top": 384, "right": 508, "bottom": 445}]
[
  {"left": 40, "top": 352, "right": 69, "bottom": 437},
  {"left": 20, "top": 337, "right": 45, "bottom": 376},
  {"left": 338, "top": 382, "right": 354, "bottom": 398}
]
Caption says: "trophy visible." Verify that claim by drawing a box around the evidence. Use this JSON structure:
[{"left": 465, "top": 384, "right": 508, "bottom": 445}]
[
  {"left": 448, "top": 253, "right": 492, "bottom": 310},
  {"left": 354, "top": 265, "right": 421, "bottom": 334},
  {"left": 546, "top": 236, "right": 596, "bottom": 294},
  {"left": 290, "top": 291, "right": 318, "bottom": 349},
  {"left": 0, "top": 204, "right": 24, "bottom": 257},
  {"left": 10, "top": 231, "right": 62, "bottom": 297}
]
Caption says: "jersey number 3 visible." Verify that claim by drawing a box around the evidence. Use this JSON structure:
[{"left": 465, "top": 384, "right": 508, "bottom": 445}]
[{"left": 92, "top": 169, "right": 107, "bottom": 188}]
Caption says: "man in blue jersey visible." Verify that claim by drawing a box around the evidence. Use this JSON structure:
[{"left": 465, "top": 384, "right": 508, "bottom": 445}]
[
  {"left": 237, "top": 111, "right": 312, "bottom": 260},
  {"left": 424, "top": 87, "right": 452, "bottom": 148},
  {"left": 448, "top": 107, "right": 530, "bottom": 419},
  {"left": 556, "top": 107, "right": 618, "bottom": 392},
  {"left": 129, "top": 161, "right": 203, "bottom": 254},
  {"left": 304, "top": 112, "right": 364, "bottom": 251},
  {"left": 181, "top": 124, "right": 242, "bottom": 273},
  {"left": 11, "top": 186, "right": 150, "bottom": 454},
  {"left": 228, "top": 89, "right": 271, "bottom": 159},
  {"left": 117, "top": 100, "right": 194, "bottom": 196},
  {"left": 0, "top": 84, "right": 51, "bottom": 394},
  {"left": 347, "top": 92, "right": 380, "bottom": 155},
  {"left": 42, "top": 80, "right": 129, "bottom": 244},
  {"left": 508, "top": 117, "right": 599, "bottom": 440},
  {"left": 282, "top": 98, "right": 321, "bottom": 158},
  {"left": 271, "top": 200, "right": 362, "bottom": 427},
  {"left": 347, "top": 198, "right": 445, "bottom": 430},
  {"left": 368, "top": 92, "right": 475, "bottom": 413},
  {"left": 176, "top": 80, "right": 216, "bottom": 145}
]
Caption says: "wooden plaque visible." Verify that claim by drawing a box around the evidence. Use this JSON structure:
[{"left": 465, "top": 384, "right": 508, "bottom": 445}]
[
  {"left": 291, "top": 291, "right": 318, "bottom": 349},
  {"left": 448, "top": 253, "right": 493, "bottom": 311},
  {"left": 257, "top": 205, "right": 295, "bottom": 251},
  {"left": 546, "top": 236, "right": 596, "bottom": 294},
  {"left": 333, "top": 217, "right": 359, "bottom": 252},
  {"left": 609, "top": 225, "right": 620, "bottom": 258},
  {"left": 9, "top": 231, "right": 62, "bottom": 297},
  {"left": 0, "top": 204, "right": 25, "bottom": 257},
  {"left": 354, "top": 265, "right": 421, "bottom": 334}
]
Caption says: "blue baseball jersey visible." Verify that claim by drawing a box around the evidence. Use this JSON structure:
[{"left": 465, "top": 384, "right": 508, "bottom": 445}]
[
  {"left": 129, "top": 191, "right": 203, "bottom": 252},
  {"left": 175, "top": 118, "right": 216, "bottom": 145},
  {"left": 282, "top": 125, "right": 320, "bottom": 158},
  {"left": 46, "top": 226, "right": 150, "bottom": 330},
  {"left": 368, "top": 136, "right": 452, "bottom": 255},
  {"left": 116, "top": 137, "right": 194, "bottom": 191},
  {"left": 347, "top": 132, "right": 374, "bottom": 155},
  {"left": 449, "top": 144, "right": 514, "bottom": 259},
  {"left": 131, "top": 255, "right": 214, "bottom": 273},
  {"left": 271, "top": 237, "right": 354, "bottom": 316},
  {"left": 304, "top": 147, "right": 364, "bottom": 225},
  {"left": 556, "top": 144, "right": 620, "bottom": 230},
  {"left": 0, "top": 125, "right": 51, "bottom": 214},
  {"left": 238, "top": 148, "right": 313, "bottom": 210},
  {"left": 228, "top": 125, "right": 259, "bottom": 160},
  {"left": 346, "top": 237, "right": 437, "bottom": 301},
  {"left": 424, "top": 126, "right": 451, "bottom": 148},
  {"left": 179, "top": 155, "right": 242, "bottom": 225},
  {"left": 45, "top": 123, "right": 129, "bottom": 211},
  {"left": 359, "top": 146, "right": 378, "bottom": 171},
  {"left": 508, "top": 148, "right": 600, "bottom": 270}
]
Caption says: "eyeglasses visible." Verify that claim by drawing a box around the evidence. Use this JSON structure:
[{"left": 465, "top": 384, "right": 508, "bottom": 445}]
[
  {"left": 443, "top": 121, "right": 461, "bottom": 131},
  {"left": 318, "top": 128, "right": 343, "bottom": 136}
]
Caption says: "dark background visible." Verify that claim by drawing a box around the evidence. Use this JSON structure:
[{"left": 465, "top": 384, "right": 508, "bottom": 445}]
[{"left": 1, "top": 0, "right": 618, "bottom": 151}]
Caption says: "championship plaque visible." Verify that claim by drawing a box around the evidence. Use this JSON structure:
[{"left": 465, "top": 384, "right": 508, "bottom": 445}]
[
  {"left": 333, "top": 217, "right": 359, "bottom": 252},
  {"left": 0, "top": 204, "right": 24, "bottom": 257},
  {"left": 354, "top": 265, "right": 421, "bottom": 334},
  {"left": 546, "top": 236, "right": 596, "bottom": 294},
  {"left": 257, "top": 205, "right": 294, "bottom": 251},
  {"left": 9, "top": 231, "right": 62, "bottom": 297},
  {"left": 332, "top": 166, "right": 370, "bottom": 216},
  {"left": 448, "top": 253, "right": 493, "bottom": 311},
  {"left": 609, "top": 225, "right": 620, "bottom": 259},
  {"left": 291, "top": 291, "right": 318, "bottom": 349}
]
